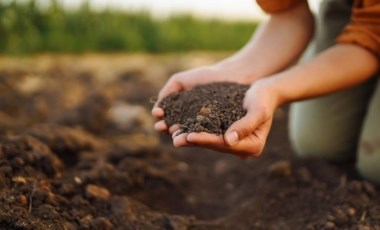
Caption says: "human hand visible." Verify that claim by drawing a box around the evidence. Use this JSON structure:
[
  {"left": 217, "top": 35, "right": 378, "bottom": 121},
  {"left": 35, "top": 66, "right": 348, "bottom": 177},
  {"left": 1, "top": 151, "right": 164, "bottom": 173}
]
[
  {"left": 152, "top": 61, "right": 256, "bottom": 134},
  {"left": 171, "top": 79, "right": 278, "bottom": 159}
]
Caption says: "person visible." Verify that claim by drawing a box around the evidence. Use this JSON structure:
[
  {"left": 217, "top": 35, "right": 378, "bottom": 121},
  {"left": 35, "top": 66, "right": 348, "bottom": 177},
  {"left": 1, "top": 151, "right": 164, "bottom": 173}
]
[{"left": 152, "top": 0, "right": 380, "bottom": 183}]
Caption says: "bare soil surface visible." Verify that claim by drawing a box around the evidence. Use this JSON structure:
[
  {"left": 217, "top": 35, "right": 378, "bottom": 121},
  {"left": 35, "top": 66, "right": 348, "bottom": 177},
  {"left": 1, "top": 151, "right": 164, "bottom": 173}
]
[{"left": 0, "top": 54, "right": 380, "bottom": 230}]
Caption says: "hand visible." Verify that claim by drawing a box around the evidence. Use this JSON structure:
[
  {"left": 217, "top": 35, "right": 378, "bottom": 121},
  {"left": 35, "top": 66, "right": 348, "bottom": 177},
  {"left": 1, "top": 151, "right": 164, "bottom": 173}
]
[
  {"left": 152, "top": 61, "right": 257, "bottom": 134},
  {"left": 172, "top": 79, "right": 279, "bottom": 159}
]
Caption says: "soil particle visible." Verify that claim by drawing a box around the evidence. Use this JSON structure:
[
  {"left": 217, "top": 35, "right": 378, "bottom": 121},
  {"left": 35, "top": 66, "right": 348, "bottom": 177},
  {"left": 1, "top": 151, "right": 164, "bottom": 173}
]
[
  {"left": 268, "top": 160, "right": 292, "bottom": 177},
  {"left": 12, "top": 176, "right": 27, "bottom": 184},
  {"left": 347, "top": 207, "right": 356, "bottom": 217},
  {"left": 79, "top": 215, "right": 93, "bottom": 228},
  {"left": 325, "top": 221, "right": 336, "bottom": 229},
  {"left": 160, "top": 82, "right": 249, "bottom": 135},
  {"left": 85, "top": 184, "right": 111, "bottom": 201},
  {"left": 18, "top": 194, "right": 28, "bottom": 206},
  {"left": 91, "top": 217, "right": 113, "bottom": 230}
]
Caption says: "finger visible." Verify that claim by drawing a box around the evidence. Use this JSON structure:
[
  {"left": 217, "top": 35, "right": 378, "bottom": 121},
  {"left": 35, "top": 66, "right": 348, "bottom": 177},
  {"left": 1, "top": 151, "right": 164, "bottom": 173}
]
[
  {"left": 154, "top": 120, "right": 168, "bottom": 132},
  {"left": 169, "top": 124, "right": 181, "bottom": 134},
  {"left": 185, "top": 132, "right": 262, "bottom": 159},
  {"left": 224, "top": 111, "right": 266, "bottom": 146},
  {"left": 152, "top": 107, "right": 164, "bottom": 119},
  {"left": 186, "top": 132, "right": 225, "bottom": 145},
  {"left": 173, "top": 133, "right": 194, "bottom": 147},
  {"left": 195, "top": 132, "right": 263, "bottom": 157},
  {"left": 172, "top": 129, "right": 182, "bottom": 139},
  {"left": 155, "top": 78, "right": 184, "bottom": 107},
  {"left": 186, "top": 133, "right": 253, "bottom": 159}
]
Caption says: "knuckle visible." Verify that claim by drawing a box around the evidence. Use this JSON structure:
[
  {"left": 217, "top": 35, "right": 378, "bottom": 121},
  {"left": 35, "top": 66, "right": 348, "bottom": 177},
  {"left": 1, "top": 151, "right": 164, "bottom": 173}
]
[{"left": 236, "top": 121, "right": 254, "bottom": 137}]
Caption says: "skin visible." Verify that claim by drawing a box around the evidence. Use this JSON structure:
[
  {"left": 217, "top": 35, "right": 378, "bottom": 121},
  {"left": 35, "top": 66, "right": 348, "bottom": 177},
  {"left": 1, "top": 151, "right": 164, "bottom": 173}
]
[{"left": 152, "top": 2, "right": 379, "bottom": 159}]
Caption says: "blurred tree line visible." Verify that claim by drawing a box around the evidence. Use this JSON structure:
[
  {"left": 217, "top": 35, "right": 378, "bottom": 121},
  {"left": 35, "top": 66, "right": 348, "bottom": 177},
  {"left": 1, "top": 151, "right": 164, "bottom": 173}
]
[{"left": 0, "top": 0, "right": 258, "bottom": 54}]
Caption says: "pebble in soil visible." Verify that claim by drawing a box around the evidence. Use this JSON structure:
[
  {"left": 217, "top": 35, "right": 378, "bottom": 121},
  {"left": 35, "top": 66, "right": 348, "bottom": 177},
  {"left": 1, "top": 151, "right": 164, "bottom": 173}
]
[{"left": 160, "top": 82, "right": 250, "bottom": 135}]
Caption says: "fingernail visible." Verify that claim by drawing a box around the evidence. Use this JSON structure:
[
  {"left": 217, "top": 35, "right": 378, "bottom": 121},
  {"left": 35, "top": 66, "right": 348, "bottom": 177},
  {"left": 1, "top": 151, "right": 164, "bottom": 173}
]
[{"left": 226, "top": 131, "right": 239, "bottom": 146}]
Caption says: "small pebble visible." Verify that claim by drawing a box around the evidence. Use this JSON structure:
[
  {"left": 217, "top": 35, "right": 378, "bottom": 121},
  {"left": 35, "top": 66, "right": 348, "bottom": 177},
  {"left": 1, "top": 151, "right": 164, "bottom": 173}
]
[
  {"left": 91, "top": 217, "right": 113, "bottom": 230},
  {"left": 12, "top": 176, "right": 26, "bottom": 184},
  {"left": 347, "top": 207, "right": 356, "bottom": 217},
  {"left": 18, "top": 194, "right": 27, "bottom": 206},
  {"left": 268, "top": 160, "right": 292, "bottom": 177},
  {"left": 85, "top": 184, "right": 110, "bottom": 201},
  {"left": 198, "top": 107, "right": 211, "bottom": 116},
  {"left": 325, "top": 221, "right": 335, "bottom": 229},
  {"left": 74, "top": 177, "right": 82, "bottom": 184}
]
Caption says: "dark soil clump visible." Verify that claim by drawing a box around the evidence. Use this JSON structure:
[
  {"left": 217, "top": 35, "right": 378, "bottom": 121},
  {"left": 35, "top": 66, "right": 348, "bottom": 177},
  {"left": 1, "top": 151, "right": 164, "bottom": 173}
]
[{"left": 160, "top": 82, "right": 249, "bottom": 135}]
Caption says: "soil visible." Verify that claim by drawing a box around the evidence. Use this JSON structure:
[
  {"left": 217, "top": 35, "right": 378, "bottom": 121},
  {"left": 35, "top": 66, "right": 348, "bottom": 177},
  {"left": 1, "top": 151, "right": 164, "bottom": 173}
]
[
  {"left": 160, "top": 82, "right": 249, "bottom": 135},
  {"left": 0, "top": 54, "right": 380, "bottom": 230}
]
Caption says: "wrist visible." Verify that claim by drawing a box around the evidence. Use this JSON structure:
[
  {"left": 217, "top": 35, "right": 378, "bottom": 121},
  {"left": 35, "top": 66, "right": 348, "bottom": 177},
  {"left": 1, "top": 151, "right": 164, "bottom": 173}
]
[
  {"left": 215, "top": 56, "right": 263, "bottom": 84},
  {"left": 252, "top": 77, "right": 284, "bottom": 110}
]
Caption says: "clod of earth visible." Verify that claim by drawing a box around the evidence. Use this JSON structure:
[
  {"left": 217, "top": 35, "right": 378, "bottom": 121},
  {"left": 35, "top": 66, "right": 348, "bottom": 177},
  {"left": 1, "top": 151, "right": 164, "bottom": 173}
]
[{"left": 160, "top": 82, "right": 250, "bottom": 135}]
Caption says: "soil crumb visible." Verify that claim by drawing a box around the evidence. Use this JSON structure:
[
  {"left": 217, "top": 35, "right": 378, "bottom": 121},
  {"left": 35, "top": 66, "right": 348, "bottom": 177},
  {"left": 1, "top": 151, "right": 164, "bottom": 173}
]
[{"left": 160, "top": 82, "right": 249, "bottom": 135}]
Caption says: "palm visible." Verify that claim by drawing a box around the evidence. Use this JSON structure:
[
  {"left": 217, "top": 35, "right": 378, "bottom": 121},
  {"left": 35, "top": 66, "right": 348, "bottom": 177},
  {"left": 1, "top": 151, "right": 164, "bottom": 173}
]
[{"left": 172, "top": 117, "right": 272, "bottom": 159}]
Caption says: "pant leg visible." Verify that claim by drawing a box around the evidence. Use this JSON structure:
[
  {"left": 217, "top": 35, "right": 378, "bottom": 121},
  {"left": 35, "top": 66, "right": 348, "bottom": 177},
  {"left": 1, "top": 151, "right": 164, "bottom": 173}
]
[
  {"left": 290, "top": 79, "right": 377, "bottom": 160},
  {"left": 357, "top": 79, "right": 380, "bottom": 183},
  {"left": 289, "top": 0, "right": 377, "bottom": 160}
]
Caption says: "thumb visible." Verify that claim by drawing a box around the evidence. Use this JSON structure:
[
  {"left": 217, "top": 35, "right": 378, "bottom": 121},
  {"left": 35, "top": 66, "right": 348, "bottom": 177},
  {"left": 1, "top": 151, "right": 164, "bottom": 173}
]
[
  {"left": 155, "top": 76, "right": 184, "bottom": 107},
  {"left": 224, "top": 111, "right": 265, "bottom": 146}
]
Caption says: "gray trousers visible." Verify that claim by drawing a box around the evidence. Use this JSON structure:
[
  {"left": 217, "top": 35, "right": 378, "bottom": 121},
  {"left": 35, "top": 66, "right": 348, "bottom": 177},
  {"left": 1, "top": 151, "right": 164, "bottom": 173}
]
[{"left": 289, "top": 0, "right": 380, "bottom": 183}]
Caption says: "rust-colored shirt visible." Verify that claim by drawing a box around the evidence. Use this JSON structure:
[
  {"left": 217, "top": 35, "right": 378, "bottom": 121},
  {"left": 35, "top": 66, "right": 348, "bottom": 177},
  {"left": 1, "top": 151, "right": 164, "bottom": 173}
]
[{"left": 256, "top": 0, "right": 380, "bottom": 57}]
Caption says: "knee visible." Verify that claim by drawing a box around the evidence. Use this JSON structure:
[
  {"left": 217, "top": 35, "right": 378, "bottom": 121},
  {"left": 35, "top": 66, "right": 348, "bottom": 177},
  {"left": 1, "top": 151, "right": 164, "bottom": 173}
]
[{"left": 357, "top": 141, "right": 380, "bottom": 184}]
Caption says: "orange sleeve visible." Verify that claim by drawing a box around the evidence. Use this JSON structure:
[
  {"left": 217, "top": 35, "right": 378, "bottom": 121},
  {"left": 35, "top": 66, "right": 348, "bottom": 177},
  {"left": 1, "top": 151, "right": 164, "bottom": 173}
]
[
  {"left": 256, "top": 0, "right": 306, "bottom": 13},
  {"left": 337, "top": 0, "right": 380, "bottom": 57}
]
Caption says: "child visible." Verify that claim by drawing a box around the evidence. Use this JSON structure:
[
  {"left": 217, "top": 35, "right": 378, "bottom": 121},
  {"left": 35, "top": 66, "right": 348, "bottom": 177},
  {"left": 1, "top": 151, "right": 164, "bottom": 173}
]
[{"left": 152, "top": 0, "right": 380, "bottom": 183}]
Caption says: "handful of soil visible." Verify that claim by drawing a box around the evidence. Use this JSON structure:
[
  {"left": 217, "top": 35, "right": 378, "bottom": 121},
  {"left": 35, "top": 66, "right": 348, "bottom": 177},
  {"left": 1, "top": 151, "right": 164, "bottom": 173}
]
[{"left": 159, "top": 82, "right": 250, "bottom": 135}]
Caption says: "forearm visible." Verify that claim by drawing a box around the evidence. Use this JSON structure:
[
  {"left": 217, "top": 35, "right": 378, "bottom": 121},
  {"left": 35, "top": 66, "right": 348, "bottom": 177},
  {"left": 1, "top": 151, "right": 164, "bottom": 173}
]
[
  {"left": 262, "top": 44, "right": 379, "bottom": 107},
  {"left": 217, "top": 1, "right": 314, "bottom": 82}
]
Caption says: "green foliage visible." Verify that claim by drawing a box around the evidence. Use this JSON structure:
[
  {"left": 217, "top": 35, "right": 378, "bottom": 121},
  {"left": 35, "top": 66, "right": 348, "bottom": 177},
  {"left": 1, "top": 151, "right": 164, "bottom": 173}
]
[{"left": 0, "top": 0, "right": 258, "bottom": 54}]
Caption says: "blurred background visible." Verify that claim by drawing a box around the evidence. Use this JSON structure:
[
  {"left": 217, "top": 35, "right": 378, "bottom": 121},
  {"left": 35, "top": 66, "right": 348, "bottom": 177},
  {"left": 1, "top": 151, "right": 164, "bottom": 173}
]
[{"left": 0, "top": 0, "right": 321, "bottom": 55}]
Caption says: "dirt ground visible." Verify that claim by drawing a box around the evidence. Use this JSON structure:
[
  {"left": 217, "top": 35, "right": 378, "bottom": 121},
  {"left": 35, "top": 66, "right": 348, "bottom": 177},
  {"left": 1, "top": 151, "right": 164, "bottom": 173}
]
[{"left": 0, "top": 54, "right": 379, "bottom": 230}]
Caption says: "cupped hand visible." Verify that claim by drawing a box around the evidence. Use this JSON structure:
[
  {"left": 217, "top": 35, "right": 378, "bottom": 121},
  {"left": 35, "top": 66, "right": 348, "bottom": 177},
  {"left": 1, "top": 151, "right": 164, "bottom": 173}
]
[
  {"left": 172, "top": 79, "right": 279, "bottom": 159},
  {"left": 152, "top": 61, "right": 256, "bottom": 134}
]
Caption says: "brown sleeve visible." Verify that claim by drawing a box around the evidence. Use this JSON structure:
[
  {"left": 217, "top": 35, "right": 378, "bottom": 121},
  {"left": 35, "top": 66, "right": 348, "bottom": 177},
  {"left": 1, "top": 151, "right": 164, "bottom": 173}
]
[
  {"left": 256, "top": 0, "right": 306, "bottom": 13},
  {"left": 337, "top": 0, "right": 380, "bottom": 57}
]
